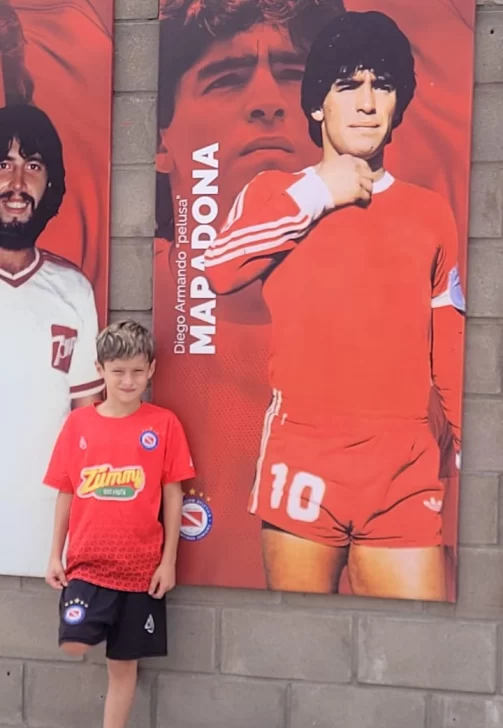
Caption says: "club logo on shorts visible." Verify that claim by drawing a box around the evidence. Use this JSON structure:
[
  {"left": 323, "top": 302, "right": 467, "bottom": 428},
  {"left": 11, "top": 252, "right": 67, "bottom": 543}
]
[
  {"left": 180, "top": 497, "right": 213, "bottom": 542},
  {"left": 51, "top": 325, "right": 78, "bottom": 373},
  {"left": 63, "top": 603, "right": 87, "bottom": 625},
  {"left": 140, "top": 430, "right": 159, "bottom": 451}
]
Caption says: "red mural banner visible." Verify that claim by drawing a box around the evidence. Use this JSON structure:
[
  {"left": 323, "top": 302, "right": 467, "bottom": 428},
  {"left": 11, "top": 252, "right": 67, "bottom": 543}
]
[
  {"left": 154, "top": 0, "right": 475, "bottom": 601},
  {"left": 0, "top": 0, "right": 113, "bottom": 576}
]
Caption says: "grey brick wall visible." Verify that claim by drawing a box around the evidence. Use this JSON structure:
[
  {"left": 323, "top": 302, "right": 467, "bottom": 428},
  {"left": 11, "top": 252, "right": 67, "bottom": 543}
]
[{"left": 2, "top": 2, "right": 503, "bottom": 727}]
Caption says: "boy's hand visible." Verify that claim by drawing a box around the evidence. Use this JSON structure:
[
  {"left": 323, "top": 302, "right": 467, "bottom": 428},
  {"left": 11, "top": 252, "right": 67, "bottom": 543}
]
[
  {"left": 45, "top": 557, "right": 68, "bottom": 590},
  {"left": 148, "top": 561, "right": 176, "bottom": 599}
]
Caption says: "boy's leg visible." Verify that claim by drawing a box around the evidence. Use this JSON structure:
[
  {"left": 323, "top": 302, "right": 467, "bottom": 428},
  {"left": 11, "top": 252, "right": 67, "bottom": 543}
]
[
  {"left": 101, "top": 591, "right": 167, "bottom": 727},
  {"left": 61, "top": 642, "right": 91, "bottom": 657},
  {"left": 106, "top": 591, "right": 168, "bottom": 661},
  {"left": 103, "top": 659, "right": 138, "bottom": 728},
  {"left": 59, "top": 579, "right": 115, "bottom": 656}
]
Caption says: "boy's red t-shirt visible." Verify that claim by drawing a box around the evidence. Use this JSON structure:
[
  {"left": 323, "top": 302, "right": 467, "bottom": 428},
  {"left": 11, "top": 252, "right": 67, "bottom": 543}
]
[{"left": 44, "top": 403, "right": 195, "bottom": 592}]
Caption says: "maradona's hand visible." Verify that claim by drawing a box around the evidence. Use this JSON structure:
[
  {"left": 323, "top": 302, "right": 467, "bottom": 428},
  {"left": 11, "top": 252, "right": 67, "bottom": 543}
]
[{"left": 316, "top": 155, "right": 373, "bottom": 208}]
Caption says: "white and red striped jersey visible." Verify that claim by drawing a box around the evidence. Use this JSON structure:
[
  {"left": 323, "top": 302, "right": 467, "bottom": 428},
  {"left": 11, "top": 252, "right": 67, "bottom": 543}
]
[
  {"left": 205, "top": 167, "right": 331, "bottom": 293},
  {"left": 0, "top": 249, "right": 104, "bottom": 577}
]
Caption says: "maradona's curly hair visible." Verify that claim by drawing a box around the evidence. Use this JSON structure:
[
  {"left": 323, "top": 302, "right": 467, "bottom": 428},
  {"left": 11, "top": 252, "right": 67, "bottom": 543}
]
[{"left": 301, "top": 11, "right": 416, "bottom": 146}]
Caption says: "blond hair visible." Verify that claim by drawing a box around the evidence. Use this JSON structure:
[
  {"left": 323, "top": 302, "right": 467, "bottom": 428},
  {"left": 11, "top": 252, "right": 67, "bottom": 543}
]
[{"left": 96, "top": 319, "right": 155, "bottom": 365}]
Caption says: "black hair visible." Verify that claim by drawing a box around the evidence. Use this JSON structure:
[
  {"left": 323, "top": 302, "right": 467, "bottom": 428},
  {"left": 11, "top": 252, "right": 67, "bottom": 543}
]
[
  {"left": 0, "top": 2, "right": 34, "bottom": 104},
  {"left": 156, "top": 0, "right": 345, "bottom": 239},
  {"left": 0, "top": 104, "right": 66, "bottom": 222},
  {"left": 301, "top": 11, "right": 416, "bottom": 147}
]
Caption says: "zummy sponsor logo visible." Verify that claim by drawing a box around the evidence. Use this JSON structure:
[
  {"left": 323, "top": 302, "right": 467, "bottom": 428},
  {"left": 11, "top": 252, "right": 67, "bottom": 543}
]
[{"left": 77, "top": 464, "right": 145, "bottom": 500}]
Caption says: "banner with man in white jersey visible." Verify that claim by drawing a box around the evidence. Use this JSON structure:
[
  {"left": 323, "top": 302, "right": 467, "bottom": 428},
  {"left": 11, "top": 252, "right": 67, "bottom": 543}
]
[
  {"left": 154, "top": 0, "right": 474, "bottom": 601},
  {"left": 0, "top": 0, "right": 113, "bottom": 577}
]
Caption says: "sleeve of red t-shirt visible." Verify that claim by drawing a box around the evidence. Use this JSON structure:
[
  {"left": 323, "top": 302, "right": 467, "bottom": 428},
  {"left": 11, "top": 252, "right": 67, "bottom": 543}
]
[
  {"left": 431, "top": 198, "right": 464, "bottom": 307},
  {"left": 43, "top": 413, "right": 75, "bottom": 494},
  {"left": 431, "top": 196, "right": 465, "bottom": 448},
  {"left": 162, "top": 413, "right": 196, "bottom": 484},
  {"left": 204, "top": 168, "right": 332, "bottom": 294}
]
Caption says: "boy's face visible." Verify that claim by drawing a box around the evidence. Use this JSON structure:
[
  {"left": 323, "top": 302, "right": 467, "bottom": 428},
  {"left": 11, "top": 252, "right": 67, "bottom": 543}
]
[
  {"left": 312, "top": 68, "right": 397, "bottom": 161},
  {"left": 97, "top": 354, "right": 155, "bottom": 404}
]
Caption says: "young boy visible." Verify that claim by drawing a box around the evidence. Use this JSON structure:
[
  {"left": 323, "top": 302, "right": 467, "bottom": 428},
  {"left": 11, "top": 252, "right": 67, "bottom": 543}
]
[{"left": 44, "top": 319, "right": 195, "bottom": 728}]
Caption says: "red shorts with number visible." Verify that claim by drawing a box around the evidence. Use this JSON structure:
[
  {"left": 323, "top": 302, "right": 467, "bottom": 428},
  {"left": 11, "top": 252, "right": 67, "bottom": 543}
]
[{"left": 248, "top": 396, "right": 444, "bottom": 547}]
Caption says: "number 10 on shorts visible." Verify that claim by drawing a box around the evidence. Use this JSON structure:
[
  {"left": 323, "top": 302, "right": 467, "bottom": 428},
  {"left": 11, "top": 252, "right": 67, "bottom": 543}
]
[{"left": 270, "top": 464, "right": 326, "bottom": 523}]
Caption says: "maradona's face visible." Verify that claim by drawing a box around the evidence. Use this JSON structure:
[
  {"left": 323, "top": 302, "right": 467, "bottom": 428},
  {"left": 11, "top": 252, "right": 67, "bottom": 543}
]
[
  {"left": 312, "top": 68, "right": 397, "bottom": 160},
  {"left": 158, "top": 23, "right": 321, "bottom": 211}
]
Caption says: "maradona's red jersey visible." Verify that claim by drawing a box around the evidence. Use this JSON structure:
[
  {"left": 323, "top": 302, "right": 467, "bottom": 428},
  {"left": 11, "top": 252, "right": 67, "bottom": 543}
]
[{"left": 206, "top": 168, "right": 464, "bottom": 440}]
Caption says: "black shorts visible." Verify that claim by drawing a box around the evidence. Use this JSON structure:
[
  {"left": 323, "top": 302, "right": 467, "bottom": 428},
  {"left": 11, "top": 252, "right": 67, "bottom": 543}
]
[{"left": 59, "top": 579, "right": 167, "bottom": 660}]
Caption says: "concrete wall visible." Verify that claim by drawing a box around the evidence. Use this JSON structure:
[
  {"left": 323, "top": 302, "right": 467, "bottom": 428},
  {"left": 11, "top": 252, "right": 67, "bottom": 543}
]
[{"left": 2, "top": 1, "right": 503, "bottom": 726}]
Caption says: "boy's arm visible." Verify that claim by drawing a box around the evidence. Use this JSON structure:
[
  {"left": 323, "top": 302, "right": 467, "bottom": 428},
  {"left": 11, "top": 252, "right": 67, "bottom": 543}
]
[
  {"left": 148, "top": 483, "right": 183, "bottom": 599},
  {"left": 46, "top": 492, "right": 73, "bottom": 589},
  {"left": 149, "top": 414, "right": 195, "bottom": 599},
  {"left": 43, "top": 413, "right": 75, "bottom": 589}
]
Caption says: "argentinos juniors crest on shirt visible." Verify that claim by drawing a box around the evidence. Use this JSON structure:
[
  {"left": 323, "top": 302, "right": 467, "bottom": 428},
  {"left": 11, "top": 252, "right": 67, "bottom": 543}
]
[{"left": 77, "top": 465, "right": 145, "bottom": 500}]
